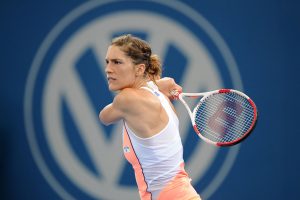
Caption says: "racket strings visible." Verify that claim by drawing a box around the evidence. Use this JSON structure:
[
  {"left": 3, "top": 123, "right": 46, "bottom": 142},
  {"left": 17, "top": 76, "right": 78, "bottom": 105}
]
[
  {"left": 195, "top": 92, "right": 255, "bottom": 144},
  {"left": 202, "top": 96, "right": 253, "bottom": 142},
  {"left": 206, "top": 98, "right": 254, "bottom": 141}
]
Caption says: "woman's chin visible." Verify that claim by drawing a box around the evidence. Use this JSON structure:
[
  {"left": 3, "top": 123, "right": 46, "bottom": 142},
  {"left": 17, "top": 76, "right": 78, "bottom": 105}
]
[{"left": 108, "top": 85, "right": 119, "bottom": 92}]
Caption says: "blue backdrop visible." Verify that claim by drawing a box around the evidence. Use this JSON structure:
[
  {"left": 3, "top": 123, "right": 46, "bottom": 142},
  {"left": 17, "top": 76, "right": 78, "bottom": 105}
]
[{"left": 1, "top": 0, "right": 299, "bottom": 200}]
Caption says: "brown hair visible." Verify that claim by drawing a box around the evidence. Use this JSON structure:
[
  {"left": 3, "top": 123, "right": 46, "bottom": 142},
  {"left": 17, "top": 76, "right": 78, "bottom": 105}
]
[{"left": 111, "top": 34, "right": 162, "bottom": 81}]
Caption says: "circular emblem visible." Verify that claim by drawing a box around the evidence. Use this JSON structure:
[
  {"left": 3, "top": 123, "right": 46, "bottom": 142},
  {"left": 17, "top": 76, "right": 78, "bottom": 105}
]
[{"left": 24, "top": 1, "right": 243, "bottom": 199}]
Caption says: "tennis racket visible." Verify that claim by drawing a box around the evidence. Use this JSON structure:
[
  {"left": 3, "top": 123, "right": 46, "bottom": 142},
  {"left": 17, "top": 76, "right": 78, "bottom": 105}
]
[{"left": 171, "top": 89, "right": 258, "bottom": 146}]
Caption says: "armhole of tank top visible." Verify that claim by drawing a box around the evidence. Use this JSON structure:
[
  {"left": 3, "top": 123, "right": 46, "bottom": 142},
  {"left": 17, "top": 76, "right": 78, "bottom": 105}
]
[
  {"left": 141, "top": 86, "right": 178, "bottom": 120},
  {"left": 119, "top": 87, "right": 168, "bottom": 140}
]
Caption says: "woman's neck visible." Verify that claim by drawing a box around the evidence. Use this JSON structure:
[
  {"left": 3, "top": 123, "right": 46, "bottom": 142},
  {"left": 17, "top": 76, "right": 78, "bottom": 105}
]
[{"left": 132, "top": 77, "right": 151, "bottom": 89}]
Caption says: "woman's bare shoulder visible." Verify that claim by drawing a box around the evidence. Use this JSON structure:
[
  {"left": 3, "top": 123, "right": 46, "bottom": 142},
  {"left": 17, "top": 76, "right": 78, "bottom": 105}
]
[
  {"left": 115, "top": 88, "right": 157, "bottom": 112},
  {"left": 113, "top": 88, "right": 142, "bottom": 110}
]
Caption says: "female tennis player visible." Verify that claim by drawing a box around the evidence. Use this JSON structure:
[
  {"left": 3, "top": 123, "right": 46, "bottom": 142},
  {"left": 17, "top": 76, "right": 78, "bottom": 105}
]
[{"left": 99, "top": 34, "right": 201, "bottom": 200}]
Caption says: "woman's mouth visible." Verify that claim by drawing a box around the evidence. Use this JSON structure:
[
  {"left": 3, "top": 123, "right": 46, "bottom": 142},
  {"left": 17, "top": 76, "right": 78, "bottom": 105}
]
[{"left": 107, "top": 77, "right": 116, "bottom": 83}]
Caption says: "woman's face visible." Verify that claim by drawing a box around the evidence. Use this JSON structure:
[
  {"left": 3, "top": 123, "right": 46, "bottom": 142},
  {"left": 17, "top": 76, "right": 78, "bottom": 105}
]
[{"left": 105, "top": 45, "right": 137, "bottom": 91}]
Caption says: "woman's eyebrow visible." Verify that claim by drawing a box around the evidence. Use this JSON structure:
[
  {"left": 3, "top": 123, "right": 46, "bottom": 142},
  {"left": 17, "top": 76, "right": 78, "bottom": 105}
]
[{"left": 106, "top": 58, "right": 121, "bottom": 62}]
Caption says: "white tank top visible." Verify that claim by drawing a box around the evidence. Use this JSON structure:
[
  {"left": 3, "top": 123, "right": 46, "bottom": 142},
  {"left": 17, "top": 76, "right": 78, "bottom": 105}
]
[{"left": 122, "top": 81, "right": 184, "bottom": 199}]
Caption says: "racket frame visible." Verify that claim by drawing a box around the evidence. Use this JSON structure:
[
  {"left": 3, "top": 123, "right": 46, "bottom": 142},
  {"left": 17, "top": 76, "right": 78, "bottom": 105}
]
[{"left": 175, "top": 89, "right": 258, "bottom": 146}]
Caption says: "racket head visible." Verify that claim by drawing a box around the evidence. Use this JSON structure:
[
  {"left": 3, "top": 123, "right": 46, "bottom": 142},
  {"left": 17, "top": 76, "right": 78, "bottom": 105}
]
[{"left": 192, "top": 89, "right": 258, "bottom": 146}]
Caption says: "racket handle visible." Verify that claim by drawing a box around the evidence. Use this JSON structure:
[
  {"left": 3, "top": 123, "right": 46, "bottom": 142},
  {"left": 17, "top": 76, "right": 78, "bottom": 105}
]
[{"left": 170, "top": 90, "right": 181, "bottom": 100}]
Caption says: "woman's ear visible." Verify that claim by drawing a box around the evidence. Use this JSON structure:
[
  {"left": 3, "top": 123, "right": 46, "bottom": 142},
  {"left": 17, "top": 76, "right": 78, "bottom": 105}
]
[{"left": 135, "top": 64, "right": 146, "bottom": 76}]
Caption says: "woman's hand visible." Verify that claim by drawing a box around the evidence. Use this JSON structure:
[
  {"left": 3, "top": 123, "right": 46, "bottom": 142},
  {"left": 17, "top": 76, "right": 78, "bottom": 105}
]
[{"left": 156, "top": 77, "right": 182, "bottom": 100}]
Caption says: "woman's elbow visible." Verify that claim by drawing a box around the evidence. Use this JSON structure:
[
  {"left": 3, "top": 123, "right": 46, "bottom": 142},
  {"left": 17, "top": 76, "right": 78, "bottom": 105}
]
[
  {"left": 99, "top": 110, "right": 110, "bottom": 126},
  {"left": 99, "top": 101, "right": 123, "bottom": 126}
]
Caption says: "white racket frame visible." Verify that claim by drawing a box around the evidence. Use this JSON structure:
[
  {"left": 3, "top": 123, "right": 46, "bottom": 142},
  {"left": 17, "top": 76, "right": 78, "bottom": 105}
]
[{"left": 172, "top": 89, "right": 257, "bottom": 146}]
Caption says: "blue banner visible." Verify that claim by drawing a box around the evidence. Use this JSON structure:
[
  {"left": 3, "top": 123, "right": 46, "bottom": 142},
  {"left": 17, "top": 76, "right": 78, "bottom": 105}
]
[{"left": 1, "top": 0, "right": 299, "bottom": 199}]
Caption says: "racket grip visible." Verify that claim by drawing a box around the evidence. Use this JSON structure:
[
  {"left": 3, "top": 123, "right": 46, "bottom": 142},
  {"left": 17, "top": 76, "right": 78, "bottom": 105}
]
[{"left": 170, "top": 90, "right": 180, "bottom": 100}]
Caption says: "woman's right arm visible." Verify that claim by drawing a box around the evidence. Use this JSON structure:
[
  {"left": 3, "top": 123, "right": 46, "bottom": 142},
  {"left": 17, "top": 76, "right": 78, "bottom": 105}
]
[
  {"left": 99, "top": 88, "right": 135, "bottom": 126},
  {"left": 99, "top": 91, "right": 127, "bottom": 126},
  {"left": 156, "top": 77, "right": 182, "bottom": 99},
  {"left": 99, "top": 102, "right": 122, "bottom": 126}
]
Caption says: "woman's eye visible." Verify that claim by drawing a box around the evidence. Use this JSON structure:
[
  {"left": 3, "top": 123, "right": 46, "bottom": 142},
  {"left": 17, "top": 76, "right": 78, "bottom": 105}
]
[{"left": 105, "top": 59, "right": 122, "bottom": 65}]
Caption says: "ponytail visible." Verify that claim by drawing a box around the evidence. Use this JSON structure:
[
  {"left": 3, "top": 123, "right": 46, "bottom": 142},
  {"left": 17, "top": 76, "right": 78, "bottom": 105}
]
[{"left": 147, "top": 54, "right": 162, "bottom": 80}]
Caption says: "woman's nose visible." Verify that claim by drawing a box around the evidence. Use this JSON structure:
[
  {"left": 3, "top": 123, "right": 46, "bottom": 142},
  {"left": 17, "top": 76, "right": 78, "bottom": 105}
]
[{"left": 105, "top": 63, "right": 112, "bottom": 73}]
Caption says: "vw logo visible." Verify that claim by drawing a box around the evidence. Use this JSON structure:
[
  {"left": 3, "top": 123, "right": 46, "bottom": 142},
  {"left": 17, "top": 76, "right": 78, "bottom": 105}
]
[{"left": 24, "top": 1, "right": 243, "bottom": 199}]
